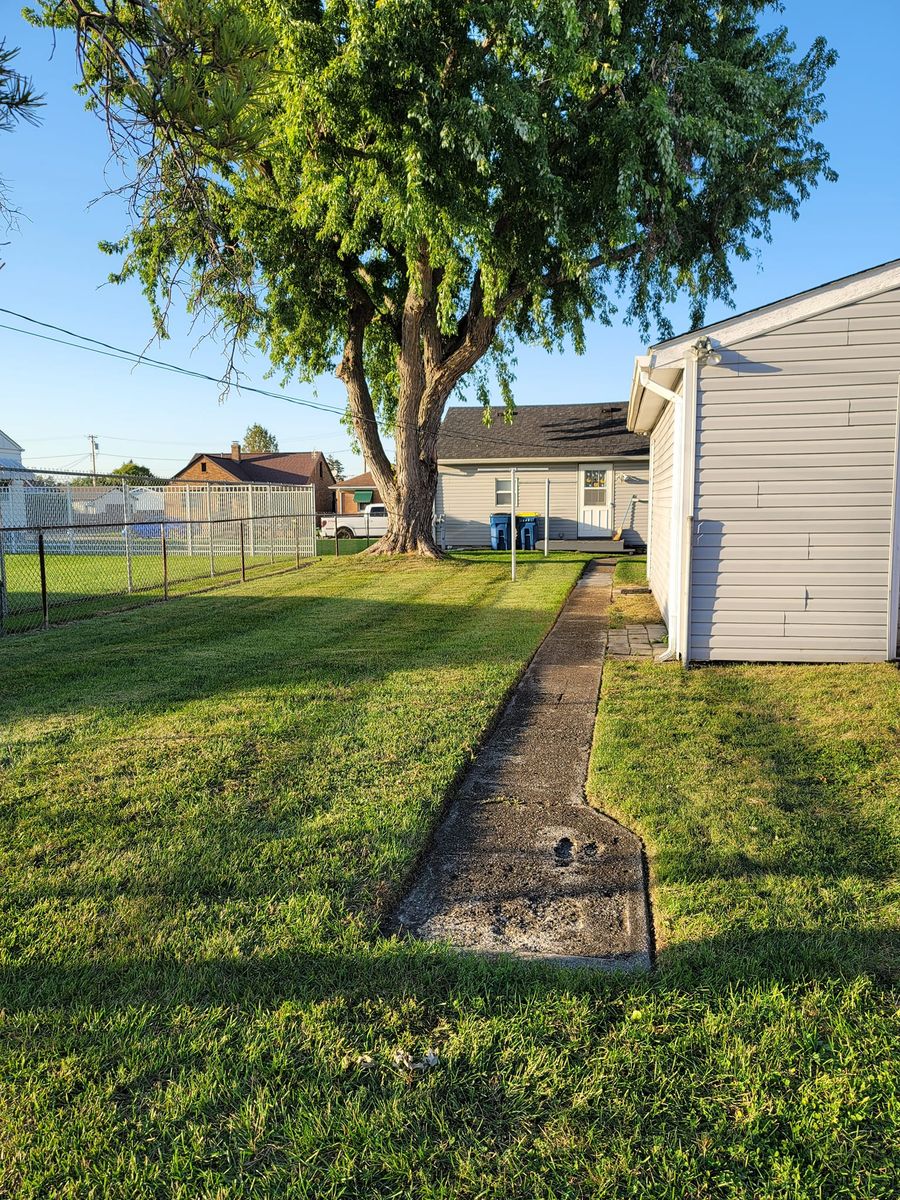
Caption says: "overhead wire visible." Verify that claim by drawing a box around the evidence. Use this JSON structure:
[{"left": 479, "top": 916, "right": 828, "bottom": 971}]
[{"left": 0, "top": 306, "right": 628, "bottom": 459}]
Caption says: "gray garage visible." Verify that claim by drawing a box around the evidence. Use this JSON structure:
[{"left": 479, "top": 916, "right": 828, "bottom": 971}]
[{"left": 629, "top": 258, "right": 900, "bottom": 663}]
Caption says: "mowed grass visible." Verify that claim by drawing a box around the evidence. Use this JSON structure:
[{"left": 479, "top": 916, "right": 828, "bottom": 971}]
[
  {"left": 2, "top": 551, "right": 310, "bottom": 632},
  {"left": 607, "top": 554, "right": 662, "bottom": 628},
  {"left": 1, "top": 554, "right": 897, "bottom": 1198}
]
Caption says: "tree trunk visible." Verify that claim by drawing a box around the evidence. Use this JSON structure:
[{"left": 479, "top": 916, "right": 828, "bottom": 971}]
[
  {"left": 364, "top": 434, "right": 443, "bottom": 557},
  {"left": 337, "top": 257, "right": 498, "bottom": 558}
]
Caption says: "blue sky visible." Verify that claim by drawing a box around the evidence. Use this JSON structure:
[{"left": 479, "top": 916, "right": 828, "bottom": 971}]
[{"left": 2, "top": 3, "right": 899, "bottom": 479}]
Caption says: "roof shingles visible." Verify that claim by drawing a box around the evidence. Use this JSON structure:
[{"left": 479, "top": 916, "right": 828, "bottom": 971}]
[{"left": 437, "top": 404, "right": 648, "bottom": 461}]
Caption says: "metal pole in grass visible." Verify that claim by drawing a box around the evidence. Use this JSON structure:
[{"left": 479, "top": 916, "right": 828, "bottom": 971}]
[
  {"left": 206, "top": 484, "right": 215, "bottom": 578},
  {"left": 161, "top": 524, "right": 169, "bottom": 599},
  {"left": 239, "top": 520, "right": 246, "bottom": 581},
  {"left": 295, "top": 515, "right": 301, "bottom": 568},
  {"left": 510, "top": 466, "right": 517, "bottom": 582},
  {"left": 0, "top": 522, "right": 8, "bottom": 635},
  {"left": 186, "top": 487, "right": 194, "bottom": 557},
  {"left": 38, "top": 531, "right": 49, "bottom": 629},
  {"left": 334, "top": 516, "right": 340, "bottom": 558},
  {"left": 66, "top": 484, "right": 75, "bottom": 554},
  {"left": 544, "top": 476, "right": 550, "bottom": 557},
  {"left": 122, "top": 481, "right": 133, "bottom": 593}
]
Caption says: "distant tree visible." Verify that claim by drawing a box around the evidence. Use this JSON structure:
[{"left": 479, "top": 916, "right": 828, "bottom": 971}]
[
  {"left": 325, "top": 455, "right": 345, "bottom": 482},
  {"left": 243, "top": 424, "right": 279, "bottom": 453},
  {"left": 0, "top": 39, "right": 43, "bottom": 259},
  {"left": 71, "top": 461, "right": 155, "bottom": 485},
  {"left": 111, "top": 461, "right": 155, "bottom": 480}
]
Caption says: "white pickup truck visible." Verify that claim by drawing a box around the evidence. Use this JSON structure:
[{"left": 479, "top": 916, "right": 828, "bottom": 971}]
[{"left": 320, "top": 505, "right": 389, "bottom": 539}]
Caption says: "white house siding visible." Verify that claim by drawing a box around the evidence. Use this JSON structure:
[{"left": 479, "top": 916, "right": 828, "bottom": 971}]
[
  {"left": 437, "top": 465, "right": 577, "bottom": 546},
  {"left": 648, "top": 404, "right": 676, "bottom": 625},
  {"left": 690, "top": 286, "right": 900, "bottom": 662},
  {"left": 437, "top": 462, "right": 648, "bottom": 547},
  {"left": 612, "top": 467, "right": 649, "bottom": 546}
]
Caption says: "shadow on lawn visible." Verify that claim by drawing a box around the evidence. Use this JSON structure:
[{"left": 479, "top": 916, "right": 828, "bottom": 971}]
[
  {"left": 0, "top": 922, "right": 896, "bottom": 1019},
  {"left": 0, "top": 586, "right": 562, "bottom": 725}
]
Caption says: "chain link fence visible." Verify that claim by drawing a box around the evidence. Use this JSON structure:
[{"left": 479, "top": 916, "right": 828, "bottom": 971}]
[{"left": 0, "top": 478, "right": 317, "bottom": 635}]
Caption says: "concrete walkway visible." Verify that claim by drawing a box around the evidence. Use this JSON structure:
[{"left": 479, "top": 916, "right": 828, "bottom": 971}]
[{"left": 391, "top": 560, "right": 652, "bottom": 970}]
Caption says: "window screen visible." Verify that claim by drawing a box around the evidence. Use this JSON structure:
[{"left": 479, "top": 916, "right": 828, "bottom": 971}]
[{"left": 582, "top": 469, "right": 607, "bottom": 505}]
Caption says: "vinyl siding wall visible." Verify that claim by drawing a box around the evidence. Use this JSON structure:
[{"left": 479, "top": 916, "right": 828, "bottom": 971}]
[
  {"left": 648, "top": 404, "right": 676, "bottom": 626},
  {"left": 436, "top": 462, "right": 648, "bottom": 547},
  {"left": 690, "top": 287, "right": 900, "bottom": 662}
]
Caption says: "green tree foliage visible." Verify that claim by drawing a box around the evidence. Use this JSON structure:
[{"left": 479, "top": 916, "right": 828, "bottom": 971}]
[
  {"left": 325, "top": 455, "right": 345, "bottom": 482},
  {"left": 110, "top": 461, "right": 155, "bottom": 479},
  {"left": 33, "top": 1, "right": 836, "bottom": 552},
  {"left": 0, "top": 39, "right": 43, "bottom": 253},
  {"left": 71, "top": 461, "right": 156, "bottom": 485},
  {"left": 243, "top": 423, "right": 279, "bottom": 453}
]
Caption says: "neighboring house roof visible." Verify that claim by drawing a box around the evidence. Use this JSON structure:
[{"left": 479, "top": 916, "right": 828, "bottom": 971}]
[
  {"left": 329, "top": 471, "right": 378, "bottom": 490},
  {"left": 0, "top": 429, "right": 24, "bottom": 454},
  {"left": 629, "top": 256, "right": 900, "bottom": 433},
  {"left": 172, "top": 451, "right": 322, "bottom": 484},
  {"left": 437, "top": 404, "right": 649, "bottom": 462}
]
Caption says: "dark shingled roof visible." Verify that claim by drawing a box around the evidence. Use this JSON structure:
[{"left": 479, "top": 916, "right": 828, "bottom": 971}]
[
  {"left": 172, "top": 451, "right": 321, "bottom": 484},
  {"left": 330, "top": 471, "right": 377, "bottom": 491},
  {"left": 437, "top": 403, "right": 648, "bottom": 461}
]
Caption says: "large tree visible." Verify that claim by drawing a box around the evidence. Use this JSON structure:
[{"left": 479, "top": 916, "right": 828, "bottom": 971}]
[{"left": 35, "top": 1, "right": 835, "bottom": 554}]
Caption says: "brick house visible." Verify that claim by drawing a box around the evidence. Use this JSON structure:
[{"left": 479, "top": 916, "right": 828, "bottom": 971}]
[
  {"left": 171, "top": 443, "right": 336, "bottom": 512},
  {"left": 329, "top": 470, "right": 384, "bottom": 515}
]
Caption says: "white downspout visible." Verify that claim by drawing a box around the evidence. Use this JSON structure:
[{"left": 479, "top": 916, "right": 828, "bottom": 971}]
[{"left": 678, "top": 352, "right": 700, "bottom": 663}]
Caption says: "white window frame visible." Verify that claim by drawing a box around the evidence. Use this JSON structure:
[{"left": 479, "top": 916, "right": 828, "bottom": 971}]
[{"left": 495, "top": 476, "right": 518, "bottom": 507}]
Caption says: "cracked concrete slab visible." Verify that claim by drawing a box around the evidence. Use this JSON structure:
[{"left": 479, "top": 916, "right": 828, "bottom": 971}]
[{"left": 390, "top": 560, "right": 652, "bottom": 971}]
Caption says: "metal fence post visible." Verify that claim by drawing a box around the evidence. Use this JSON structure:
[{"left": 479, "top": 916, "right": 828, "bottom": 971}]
[
  {"left": 206, "top": 484, "right": 215, "bottom": 577},
  {"left": 239, "top": 520, "right": 247, "bottom": 581},
  {"left": 186, "top": 487, "right": 194, "bottom": 557},
  {"left": 38, "top": 531, "right": 49, "bottom": 629},
  {"left": 66, "top": 483, "right": 75, "bottom": 554},
  {"left": 161, "top": 524, "right": 169, "bottom": 599},
  {"left": 122, "top": 480, "right": 134, "bottom": 592},
  {"left": 0, "top": 521, "right": 7, "bottom": 635},
  {"left": 295, "top": 515, "right": 301, "bottom": 569},
  {"left": 248, "top": 488, "right": 255, "bottom": 557},
  {"left": 269, "top": 488, "right": 275, "bottom": 564},
  {"left": 510, "top": 466, "right": 517, "bottom": 582},
  {"left": 544, "top": 476, "right": 550, "bottom": 557},
  {"left": 334, "top": 516, "right": 340, "bottom": 558}
]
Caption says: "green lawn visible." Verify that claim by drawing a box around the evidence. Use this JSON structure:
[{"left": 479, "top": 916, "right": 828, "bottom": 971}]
[
  {"left": 1, "top": 555, "right": 897, "bottom": 1197},
  {"left": 607, "top": 554, "right": 662, "bottom": 628},
  {"left": 1, "top": 551, "right": 310, "bottom": 633},
  {"left": 612, "top": 554, "right": 649, "bottom": 587}
]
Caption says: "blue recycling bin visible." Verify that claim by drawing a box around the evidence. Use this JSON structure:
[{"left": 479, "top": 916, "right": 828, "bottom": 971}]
[
  {"left": 517, "top": 515, "right": 539, "bottom": 550},
  {"left": 489, "top": 512, "right": 512, "bottom": 550}
]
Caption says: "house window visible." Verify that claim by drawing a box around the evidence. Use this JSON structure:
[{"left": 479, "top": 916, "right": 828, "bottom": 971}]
[
  {"left": 582, "top": 468, "right": 607, "bottom": 506},
  {"left": 319, "top": 461, "right": 323, "bottom": 477},
  {"left": 200, "top": 461, "right": 207, "bottom": 473},
  {"left": 495, "top": 477, "right": 518, "bottom": 507}
]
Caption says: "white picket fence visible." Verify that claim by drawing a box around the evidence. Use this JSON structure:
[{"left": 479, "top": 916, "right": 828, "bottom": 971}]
[{"left": 0, "top": 482, "right": 317, "bottom": 559}]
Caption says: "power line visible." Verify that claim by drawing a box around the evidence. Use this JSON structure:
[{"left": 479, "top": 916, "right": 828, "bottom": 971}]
[
  {"left": 0, "top": 310, "right": 346, "bottom": 416},
  {"left": 1, "top": 305, "right": 632, "bottom": 458}
]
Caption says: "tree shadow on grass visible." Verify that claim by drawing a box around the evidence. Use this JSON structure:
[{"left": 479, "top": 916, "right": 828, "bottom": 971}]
[{"left": 0, "top": 589, "right": 564, "bottom": 725}]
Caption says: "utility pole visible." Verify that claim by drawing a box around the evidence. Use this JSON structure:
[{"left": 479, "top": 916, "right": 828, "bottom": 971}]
[{"left": 88, "top": 435, "right": 99, "bottom": 485}]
